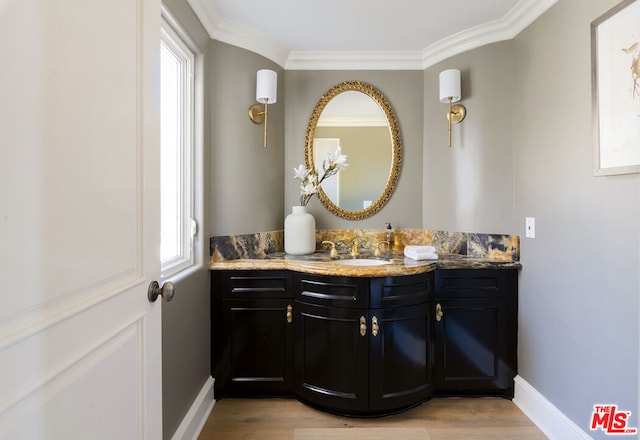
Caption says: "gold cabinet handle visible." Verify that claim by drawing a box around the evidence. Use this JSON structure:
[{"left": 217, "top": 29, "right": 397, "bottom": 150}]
[
  {"left": 286, "top": 305, "right": 293, "bottom": 324},
  {"left": 371, "top": 316, "right": 379, "bottom": 336},
  {"left": 436, "top": 303, "right": 443, "bottom": 322},
  {"left": 360, "top": 316, "right": 367, "bottom": 336}
]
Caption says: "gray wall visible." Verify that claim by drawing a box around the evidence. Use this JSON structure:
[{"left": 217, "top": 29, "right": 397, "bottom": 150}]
[
  {"left": 513, "top": 0, "right": 639, "bottom": 437},
  {"left": 209, "top": 42, "right": 285, "bottom": 235},
  {"left": 285, "top": 71, "right": 423, "bottom": 229},
  {"left": 421, "top": 2, "right": 639, "bottom": 434},
  {"left": 160, "top": 1, "right": 212, "bottom": 439},
  {"left": 423, "top": 41, "right": 515, "bottom": 234}
]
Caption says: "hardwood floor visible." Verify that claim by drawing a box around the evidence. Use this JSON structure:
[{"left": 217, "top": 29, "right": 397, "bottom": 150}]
[{"left": 198, "top": 397, "right": 548, "bottom": 440}]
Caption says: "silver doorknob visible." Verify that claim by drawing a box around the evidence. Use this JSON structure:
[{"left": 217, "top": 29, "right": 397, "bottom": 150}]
[{"left": 148, "top": 281, "right": 175, "bottom": 302}]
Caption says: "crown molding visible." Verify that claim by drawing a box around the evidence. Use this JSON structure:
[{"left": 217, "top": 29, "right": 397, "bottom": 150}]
[
  {"left": 188, "top": 0, "right": 559, "bottom": 70},
  {"left": 421, "top": 0, "right": 559, "bottom": 68},
  {"left": 285, "top": 50, "right": 424, "bottom": 71},
  {"left": 186, "top": 0, "right": 217, "bottom": 40},
  {"left": 213, "top": 18, "right": 290, "bottom": 67},
  {"left": 186, "top": 0, "right": 290, "bottom": 66}
]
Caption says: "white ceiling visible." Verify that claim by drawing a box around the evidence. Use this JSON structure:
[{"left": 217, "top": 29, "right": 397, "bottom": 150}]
[{"left": 186, "top": 0, "right": 558, "bottom": 69}]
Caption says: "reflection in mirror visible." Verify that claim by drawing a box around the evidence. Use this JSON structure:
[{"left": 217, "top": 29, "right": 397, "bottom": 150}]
[
  {"left": 315, "top": 91, "right": 391, "bottom": 211},
  {"left": 305, "top": 82, "right": 402, "bottom": 220}
]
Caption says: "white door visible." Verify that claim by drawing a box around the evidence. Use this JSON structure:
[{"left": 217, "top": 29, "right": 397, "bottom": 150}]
[{"left": 0, "top": 0, "right": 163, "bottom": 438}]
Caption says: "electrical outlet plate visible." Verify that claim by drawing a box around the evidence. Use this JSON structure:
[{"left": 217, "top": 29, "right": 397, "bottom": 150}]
[{"left": 525, "top": 217, "right": 535, "bottom": 238}]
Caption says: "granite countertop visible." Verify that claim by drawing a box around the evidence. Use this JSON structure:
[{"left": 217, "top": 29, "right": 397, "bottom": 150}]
[{"left": 209, "top": 252, "right": 521, "bottom": 277}]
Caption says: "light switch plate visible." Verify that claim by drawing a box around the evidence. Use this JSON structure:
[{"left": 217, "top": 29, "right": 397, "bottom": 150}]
[{"left": 526, "top": 217, "right": 535, "bottom": 238}]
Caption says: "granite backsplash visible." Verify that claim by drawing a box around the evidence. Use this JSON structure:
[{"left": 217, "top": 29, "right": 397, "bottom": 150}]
[{"left": 210, "top": 229, "right": 519, "bottom": 263}]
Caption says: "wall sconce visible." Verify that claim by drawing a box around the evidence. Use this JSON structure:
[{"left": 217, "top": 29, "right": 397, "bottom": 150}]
[
  {"left": 439, "top": 69, "right": 466, "bottom": 148},
  {"left": 248, "top": 69, "right": 277, "bottom": 149}
]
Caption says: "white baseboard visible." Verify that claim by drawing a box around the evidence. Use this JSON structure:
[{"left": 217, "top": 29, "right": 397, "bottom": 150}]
[
  {"left": 513, "top": 375, "right": 593, "bottom": 440},
  {"left": 171, "top": 376, "right": 216, "bottom": 440}
]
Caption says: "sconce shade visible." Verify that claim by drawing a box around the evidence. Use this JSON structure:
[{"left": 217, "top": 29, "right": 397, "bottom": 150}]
[
  {"left": 256, "top": 69, "right": 277, "bottom": 104},
  {"left": 439, "top": 69, "right": 461, "bottom": 103}
]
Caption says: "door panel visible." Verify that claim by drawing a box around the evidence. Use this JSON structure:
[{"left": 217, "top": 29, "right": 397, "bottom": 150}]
[
  {"left": 2, "top": 315, "right": 143, "bottom": 439},
  {"left": 434, "top": 298, "right": 509, "bottom": 393},
  {"left": 0, "top": 0, "right": 161, "bottom": 438},
  {"left": 294, "top": 302, "right": 369, "bottom": 414},
  {"left": 369, "top": 303, "right": 433, "bottom": 412},
  {"left": 220, "top": 299, "right": 294, "bottom": 395},
  {"left": 434, "top": 269, "right": 517, "bottom": 397}
]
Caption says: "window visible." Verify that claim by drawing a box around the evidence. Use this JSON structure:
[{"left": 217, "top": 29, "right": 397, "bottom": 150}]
[{"left": 160, "top": 12, "right": 197, "bottom": 278}]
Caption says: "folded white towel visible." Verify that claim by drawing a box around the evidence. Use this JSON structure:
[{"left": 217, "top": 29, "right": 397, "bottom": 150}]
[
  {"left": 404, "top": 245, "right": 436, "bottom": 254},
  {"left": 403, "top": 256, "right": 438, "bottom": 266},
  {"left": 404, "top": 247, "right": 439, "bottom": 261},
  {"left": 404, "top": 251, "right": 438, "bottom": 261}
]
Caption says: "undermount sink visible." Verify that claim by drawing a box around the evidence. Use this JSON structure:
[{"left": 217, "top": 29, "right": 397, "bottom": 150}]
[{"left": 333, "top": 258, "right": 391, "bottom": 266}]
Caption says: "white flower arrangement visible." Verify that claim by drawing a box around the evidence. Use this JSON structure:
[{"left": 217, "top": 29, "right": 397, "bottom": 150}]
[{"left": 293, "top": 147, "right": 349, "bottom": 206}]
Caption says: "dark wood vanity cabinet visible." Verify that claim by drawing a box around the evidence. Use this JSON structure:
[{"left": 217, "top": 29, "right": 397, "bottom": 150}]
[
  {"left": 211, "top": 270, "right": 294, "bottom": 397},
  {"left": 210, "top": 267, "right": 519, "bottom": 413},
  {"left": 433, "top": 269, "right": 518, "bottom": 397},
  {"left": 293, "top": 272, "right": 434, "bottom": 415}
]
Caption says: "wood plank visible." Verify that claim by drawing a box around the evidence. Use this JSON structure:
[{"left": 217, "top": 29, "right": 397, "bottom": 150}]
[
  {"left": 198, "top": 397, "right": 548, "bottom": 440},
  {"left": 294, "top": 427, "right": 430, "bottom": 440}
]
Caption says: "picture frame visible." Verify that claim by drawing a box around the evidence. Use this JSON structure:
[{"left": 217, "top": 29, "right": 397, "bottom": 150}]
[{"left": 591, "top": 0, "right": 640, "bottom": 176}]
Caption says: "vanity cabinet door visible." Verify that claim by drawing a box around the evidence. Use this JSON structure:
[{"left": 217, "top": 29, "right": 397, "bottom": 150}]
[
  {"left": 294, "top": 301, "right": 369, "bottom": 414},
  {"left": 212, "top": 270, "right": 294, "bottom": 397},
  {"left": 218, "top": 298, "right": 294, "bottom": 395},
  {"left": 434, "top": 269, "right": 517, "bottom": 397},
  {"left": 369, "top": 301, "right": 434, "bottom": 413},
  {"left": 294, "top": 271, "right": 435, "bottom": 416}
]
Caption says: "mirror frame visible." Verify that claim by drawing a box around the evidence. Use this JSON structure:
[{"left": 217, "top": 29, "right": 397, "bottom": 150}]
[{"left": 305, "top": 81, "right": 402, "bottom": 220}]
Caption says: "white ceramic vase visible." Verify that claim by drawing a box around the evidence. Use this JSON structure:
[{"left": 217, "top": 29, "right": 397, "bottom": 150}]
[{"left": 284, "top": 206, "right": 316, "bottom": 255}]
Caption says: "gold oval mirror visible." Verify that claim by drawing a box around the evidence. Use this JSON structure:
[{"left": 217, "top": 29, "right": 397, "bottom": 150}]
[{"left": 305, "top": 81, "right": 402, "bottom": 220}]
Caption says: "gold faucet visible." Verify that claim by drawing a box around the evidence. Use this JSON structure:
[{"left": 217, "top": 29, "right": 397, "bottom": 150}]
[
  {"left": 374, "top": 241, "right": 390, "bottom": 257},
  {"left": 350, "top": 239, "right": 360, "bottom": 257},
  {"left": 322, "top": 240, "right": 339, "bottom": 258}
]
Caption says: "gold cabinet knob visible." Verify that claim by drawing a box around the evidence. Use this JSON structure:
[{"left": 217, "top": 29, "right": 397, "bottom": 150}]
[
  {"left": 371, "top": 316, "right": 379, "bottom": 336},
  {"left": 360, "top": 316, "right": 367, "bottom": 336},
  {"left": 436, "top": 303, "right": 444, "bottom": 322},
  {"left": 286, "top": 305, "right": 293, "bottom": 323}
]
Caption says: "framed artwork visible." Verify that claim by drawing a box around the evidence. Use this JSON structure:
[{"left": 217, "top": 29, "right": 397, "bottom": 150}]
[{"left": 591, "top": 0, "right": 640, "bottom": 176}]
